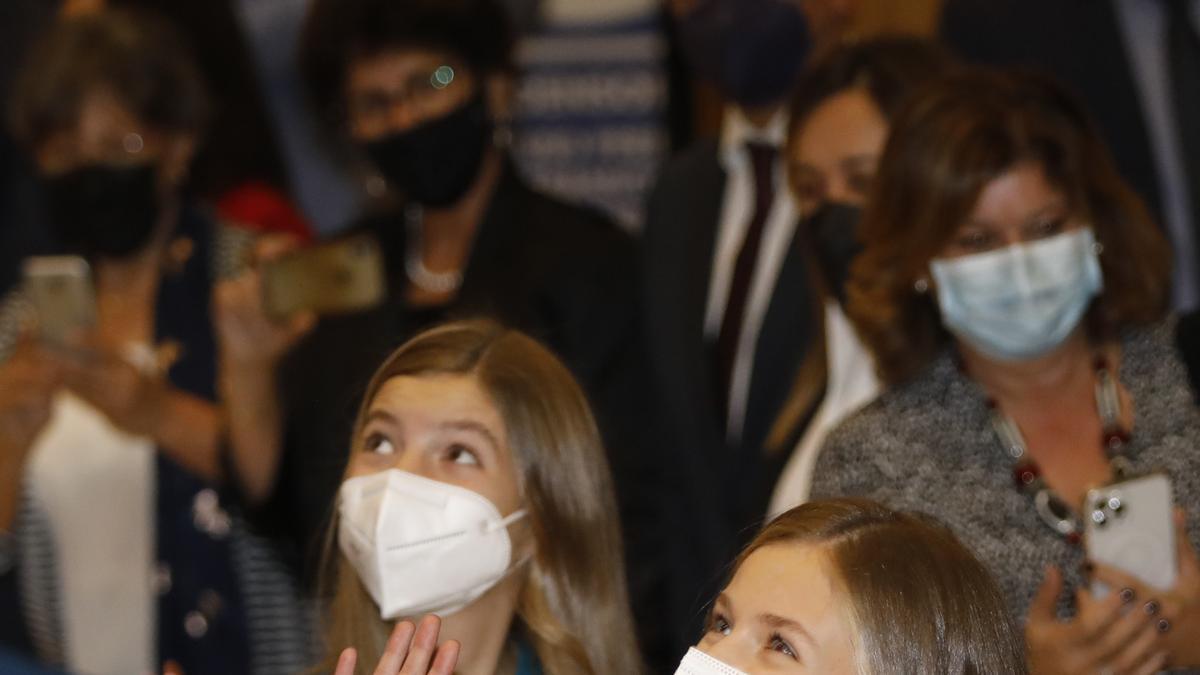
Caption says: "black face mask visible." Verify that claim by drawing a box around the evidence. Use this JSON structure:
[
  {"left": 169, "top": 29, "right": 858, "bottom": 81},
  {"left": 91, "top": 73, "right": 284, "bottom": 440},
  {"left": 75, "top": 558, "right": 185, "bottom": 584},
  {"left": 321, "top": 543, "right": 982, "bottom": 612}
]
[
  {"left": 807, "top": 202, "right": 864, "bottom": 306},
  {"left": 363, "top": 93, "right": 491, "bottom": 208},
  {"left": 43, "top": 163, "right": 162, "bottom": 260}
]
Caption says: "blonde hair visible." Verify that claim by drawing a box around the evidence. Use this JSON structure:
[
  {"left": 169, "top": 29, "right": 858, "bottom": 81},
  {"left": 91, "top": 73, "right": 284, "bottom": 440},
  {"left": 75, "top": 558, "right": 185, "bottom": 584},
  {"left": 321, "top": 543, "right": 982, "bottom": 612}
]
[
  {"left": 317, "top": 320, "right": 642, "bottom": 674},
  {"left": 732, "top": 499, "right": 1025, "bottom": 675}
]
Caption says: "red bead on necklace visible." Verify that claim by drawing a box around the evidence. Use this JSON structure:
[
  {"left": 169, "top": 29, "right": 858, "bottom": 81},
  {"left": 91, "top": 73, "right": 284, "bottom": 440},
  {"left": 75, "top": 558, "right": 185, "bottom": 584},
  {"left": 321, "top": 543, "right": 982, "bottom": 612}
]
[{"left": 986, "top": 355, "right": 1131, "bottom": 543}]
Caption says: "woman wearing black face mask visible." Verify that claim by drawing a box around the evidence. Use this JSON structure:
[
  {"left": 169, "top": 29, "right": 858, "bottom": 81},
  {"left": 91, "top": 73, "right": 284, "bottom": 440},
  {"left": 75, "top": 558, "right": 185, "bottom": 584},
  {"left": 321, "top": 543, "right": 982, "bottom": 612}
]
[
  {"left": 0, "top": 11, "right": 312, "bottom": 674},
  {"left": 214, "top": 0, "right": 652, "bottom": 662},
  {"left": 765, "top": 39, "right": 957, "bottom": 514}
]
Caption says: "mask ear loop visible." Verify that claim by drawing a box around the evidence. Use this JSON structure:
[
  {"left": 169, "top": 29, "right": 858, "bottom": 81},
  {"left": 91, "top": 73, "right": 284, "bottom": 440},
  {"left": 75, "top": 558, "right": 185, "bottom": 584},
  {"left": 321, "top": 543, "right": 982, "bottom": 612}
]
[{"left": 492, "top": 509, "right": 534, "bottom": 578}]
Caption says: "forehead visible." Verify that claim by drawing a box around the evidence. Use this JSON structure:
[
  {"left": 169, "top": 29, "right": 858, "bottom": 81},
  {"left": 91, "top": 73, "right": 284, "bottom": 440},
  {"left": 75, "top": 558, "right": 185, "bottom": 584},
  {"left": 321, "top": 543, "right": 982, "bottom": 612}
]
[
  {"left": 968, "top": 162, "right": 1067, "bottom": 223},
  {"left": 729, "top": 544, "right": 850, "bottom": 637},
  {"left": 792, "top": 88, "right": 887, "bottom": 162},
  {"left": 367, "top": 373, "right": 505, "bottom": 432}
]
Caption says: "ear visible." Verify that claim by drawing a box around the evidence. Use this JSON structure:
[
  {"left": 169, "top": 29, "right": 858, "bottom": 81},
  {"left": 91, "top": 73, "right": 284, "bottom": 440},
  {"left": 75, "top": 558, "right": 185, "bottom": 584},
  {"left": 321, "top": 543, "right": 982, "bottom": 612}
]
[
  {"left": 484, "top": 73, "right": 515, "bottom": 123},
  {"left": 160, "top": 133, "right": 197, "bottom": 189}
]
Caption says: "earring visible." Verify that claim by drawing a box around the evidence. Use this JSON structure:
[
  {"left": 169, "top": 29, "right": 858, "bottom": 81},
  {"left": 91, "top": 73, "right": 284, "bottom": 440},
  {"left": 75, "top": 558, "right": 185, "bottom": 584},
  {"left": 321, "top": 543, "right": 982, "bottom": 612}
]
[
  {"left": 1093, "top": 241, "right": 1105, "bottom": 256},
  {"left": 914, "top": 278, "right": 929, "bottom": 294}
]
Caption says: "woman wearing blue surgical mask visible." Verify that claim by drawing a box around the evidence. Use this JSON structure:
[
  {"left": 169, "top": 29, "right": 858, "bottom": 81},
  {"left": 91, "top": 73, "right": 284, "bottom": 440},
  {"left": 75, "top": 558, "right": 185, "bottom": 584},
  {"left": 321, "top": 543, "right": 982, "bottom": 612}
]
[
  {"left": 811, "top": 69, "right": 1200, "bottom": 672},
  {"left": 315, "top": 321, "right": 641, "bottom": 675}
]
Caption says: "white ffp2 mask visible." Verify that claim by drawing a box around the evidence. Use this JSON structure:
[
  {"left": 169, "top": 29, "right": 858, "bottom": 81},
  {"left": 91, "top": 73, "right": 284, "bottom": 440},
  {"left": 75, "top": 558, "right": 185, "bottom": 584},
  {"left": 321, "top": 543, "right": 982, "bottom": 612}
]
[
  {"left": 674, "top": 648, "right": 748, "bottom": 675},
  {"left": 337, "top": 469, "right": 526, "bottom": 619},
  {"left": 930, "top": 228, "right": 1102, "bottom": 361}
]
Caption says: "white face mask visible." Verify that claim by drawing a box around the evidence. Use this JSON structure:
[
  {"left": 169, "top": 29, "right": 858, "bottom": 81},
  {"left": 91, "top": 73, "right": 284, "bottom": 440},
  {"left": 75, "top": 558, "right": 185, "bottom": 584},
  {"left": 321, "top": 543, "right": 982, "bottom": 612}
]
[
  {"left": 337, "top": 469, "right": 527, "bottom": 619},
  {"left": 930, "top": 228, "right": 1103, "bottom": 361},
  {"left": 674, "top": 647, "right": 748, "bottom": 675}
]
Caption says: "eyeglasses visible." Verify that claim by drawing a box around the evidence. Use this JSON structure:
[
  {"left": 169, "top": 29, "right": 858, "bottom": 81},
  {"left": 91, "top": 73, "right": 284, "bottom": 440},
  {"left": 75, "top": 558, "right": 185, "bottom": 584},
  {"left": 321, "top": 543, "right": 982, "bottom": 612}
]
[{"left": 346, "top": 64, "right": 463, "bottom": 126}]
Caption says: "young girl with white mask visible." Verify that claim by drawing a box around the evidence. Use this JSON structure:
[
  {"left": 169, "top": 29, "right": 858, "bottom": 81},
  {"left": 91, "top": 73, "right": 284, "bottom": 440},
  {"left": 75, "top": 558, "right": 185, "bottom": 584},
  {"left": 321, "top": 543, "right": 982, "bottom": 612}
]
[
  {"left": 316, "top": 321, "right": 641, "bottom": 675},
  {"left": 672, "top": 499, "right": 1025, "bottom": 674},
  {"left": 811, "top": 69, "right": 1200, "bottom": 672}
]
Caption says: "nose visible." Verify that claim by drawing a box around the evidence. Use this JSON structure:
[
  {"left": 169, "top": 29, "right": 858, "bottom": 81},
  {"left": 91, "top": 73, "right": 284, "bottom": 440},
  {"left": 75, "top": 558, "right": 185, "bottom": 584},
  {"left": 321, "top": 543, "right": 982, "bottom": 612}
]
[
  {"left": 384, "top": 102, "right": 423, "bottom": 134},
  {"left": 392, "top": 448, "right": 431, "bottom": 477},
  {"left": 699, "top": 639, "right": 754, "bottom": 673}
]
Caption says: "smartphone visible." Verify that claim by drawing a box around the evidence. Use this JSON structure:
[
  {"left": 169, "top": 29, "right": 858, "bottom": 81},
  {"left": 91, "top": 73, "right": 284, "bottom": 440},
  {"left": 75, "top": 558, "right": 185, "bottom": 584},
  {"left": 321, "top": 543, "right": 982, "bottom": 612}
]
[
  {"left": 260, "top": 234, "right": 386, "bottom": 319},
  {"left": 22, "top": 255, "right": 97, "bottom": 347},
  {"left": 1085, "top": 473, "right": 1177, "bottom": 595}
]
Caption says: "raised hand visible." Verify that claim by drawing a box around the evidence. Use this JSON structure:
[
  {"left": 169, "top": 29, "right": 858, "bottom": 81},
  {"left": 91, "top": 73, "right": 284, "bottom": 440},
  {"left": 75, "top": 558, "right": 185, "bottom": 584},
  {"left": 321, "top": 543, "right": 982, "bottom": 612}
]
[
  {"left": 1025, "top": 565, "right": 1167, "bottom": 675},
  {"left": 335, "top": 615, "right": 460, "bottom": 675},
  {"left": 1088, "top": 509, "right": 1200, "bottom": 669}
]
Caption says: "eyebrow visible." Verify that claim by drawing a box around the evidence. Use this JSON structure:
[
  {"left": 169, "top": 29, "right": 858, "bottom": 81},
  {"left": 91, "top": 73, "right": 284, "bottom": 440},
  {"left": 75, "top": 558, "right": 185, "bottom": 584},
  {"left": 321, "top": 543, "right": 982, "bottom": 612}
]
[
  {"left": 840, "top": 154, "right": 878, "bottom": 169},
  {"left": 364, "top": 408, "right": 399, "bottom": 425},
  {"left": 761, "top": 613, "right": 816, "bottom": 646},
  {"left": 441, "top": 419, "right": 502, "bottom": 453}
]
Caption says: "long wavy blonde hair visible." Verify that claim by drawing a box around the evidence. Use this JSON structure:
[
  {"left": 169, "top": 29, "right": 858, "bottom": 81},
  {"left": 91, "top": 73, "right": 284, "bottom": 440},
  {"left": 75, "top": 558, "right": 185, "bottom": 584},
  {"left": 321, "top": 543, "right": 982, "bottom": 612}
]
[{"left": 317, "top": 320, "right": 642, "bottom": 675}]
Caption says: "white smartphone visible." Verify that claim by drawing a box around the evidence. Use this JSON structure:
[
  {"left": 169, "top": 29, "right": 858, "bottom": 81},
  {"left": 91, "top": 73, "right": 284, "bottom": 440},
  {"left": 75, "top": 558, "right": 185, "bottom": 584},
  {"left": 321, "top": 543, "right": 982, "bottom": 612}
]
[
  {"left": 1085, "top": 473, "right": 1177, "bottom": 595},
  {"left": 22, "top": 255, "right": 97, "bottom": 347}
]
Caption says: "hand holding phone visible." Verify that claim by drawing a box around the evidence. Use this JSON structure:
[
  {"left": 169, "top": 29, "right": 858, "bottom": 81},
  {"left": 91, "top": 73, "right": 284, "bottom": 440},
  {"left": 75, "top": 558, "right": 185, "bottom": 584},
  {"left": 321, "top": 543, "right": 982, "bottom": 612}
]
[
  {"left": 1086, "top": 473, "right": 1177, "bottom": 595},
  {"left": 260, "top": 234, "right": 386, "bottom": 319},
  {"left": 22, "top": 256, "right": 97, "bottom": 348}
]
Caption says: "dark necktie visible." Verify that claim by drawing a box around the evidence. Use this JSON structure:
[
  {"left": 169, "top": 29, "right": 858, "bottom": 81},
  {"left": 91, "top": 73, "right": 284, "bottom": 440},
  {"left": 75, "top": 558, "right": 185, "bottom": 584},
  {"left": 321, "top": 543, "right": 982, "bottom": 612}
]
[
  {"left": 1167, "top": 0, "right": 1200, "bottom": 272},
  {"left": 715, "top": 141, "right": 777, "bottom": 429}
]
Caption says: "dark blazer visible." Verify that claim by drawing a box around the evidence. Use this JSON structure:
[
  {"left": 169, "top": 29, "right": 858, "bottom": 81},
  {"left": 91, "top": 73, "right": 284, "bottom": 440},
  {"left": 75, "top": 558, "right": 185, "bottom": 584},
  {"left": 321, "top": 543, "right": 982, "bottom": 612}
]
[
  {"left": 939, "top": 0, "right": 1162, "bottom": 219},
  {"left": 641, "top": 139, "right": 815, "bottom": 661}
]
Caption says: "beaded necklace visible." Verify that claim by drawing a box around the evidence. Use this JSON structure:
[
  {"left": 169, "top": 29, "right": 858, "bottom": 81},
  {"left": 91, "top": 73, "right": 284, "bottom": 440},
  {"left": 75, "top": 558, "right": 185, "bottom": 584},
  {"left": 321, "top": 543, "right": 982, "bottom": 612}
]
[{"left": 986, "top": 356, "right": 1132, "bottom": 544}]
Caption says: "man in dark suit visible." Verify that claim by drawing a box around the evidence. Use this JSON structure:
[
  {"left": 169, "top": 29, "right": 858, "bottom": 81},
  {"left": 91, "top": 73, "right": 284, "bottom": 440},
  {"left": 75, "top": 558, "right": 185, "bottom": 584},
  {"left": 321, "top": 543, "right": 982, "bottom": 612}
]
[
  {"left": 940, "top": 0, "right": 1200, "bottom": 391},
  {"left": 643, "top": 0, "right": 847, "bottom": 660}
]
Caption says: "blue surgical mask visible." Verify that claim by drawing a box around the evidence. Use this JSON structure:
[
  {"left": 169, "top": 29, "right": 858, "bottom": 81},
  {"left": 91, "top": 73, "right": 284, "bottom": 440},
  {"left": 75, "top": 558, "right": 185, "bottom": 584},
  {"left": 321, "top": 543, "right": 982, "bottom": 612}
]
[{"left": 930, "top": 228, "right": 1103, "bottom": 361}]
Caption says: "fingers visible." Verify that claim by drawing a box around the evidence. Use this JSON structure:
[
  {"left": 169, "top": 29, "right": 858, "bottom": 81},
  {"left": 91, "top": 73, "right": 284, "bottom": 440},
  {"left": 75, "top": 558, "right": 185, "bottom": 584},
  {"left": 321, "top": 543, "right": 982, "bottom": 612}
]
[
  {"left": 398, "top": 615, "right": 441, "bottom": 675},
  {"left": 429, "top": 640, "right": 460, "bottom": 675},
  {"left": 345, "top": 616, "right": 455, "bottom": 675},
  {"left": 335, "top": 648, "right": 358, "bottom": 675},
  {"left": 374, "top": 621, "right": 416, "bottom": 675},
  {"left": 1092, "top": 597, "right": 1160, "bottom": 666},
  {"left": 1090, "top": 563, "right": 1161, "bottom": 607},
  {"left": 162, "top": 660, "right": 184, "bottom": 675},
  {"left": 1174, "top": 508, "right": 1199, "bottom": 575},
  {"left": 286, "top": 311, "right": 317, "bottom": 341},
  {"left": 1128, "top": 650, "right": 1169, "bottom": 675},
  {"left": 1029, "top": 565, "right": 1064, "bottom": 620},
  {"left": 1103, "top": 619, "right": 1163, "bottom": 675},
  {"left": 1075, "top": 585, "right": 1128, "bottom": 644},
  {"left": 252, "top": 234, "right": 302, "bottom": 264}
]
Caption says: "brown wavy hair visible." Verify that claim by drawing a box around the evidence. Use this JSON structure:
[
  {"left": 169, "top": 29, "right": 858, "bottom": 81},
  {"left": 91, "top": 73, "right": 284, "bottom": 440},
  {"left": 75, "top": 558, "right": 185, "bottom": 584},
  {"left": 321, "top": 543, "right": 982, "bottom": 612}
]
[
  {"left": 732, "top": 499, "right": 1026, "bottom": 674},
  {"left": 317, "top": 320, "right": 642, "bottom": 675},
  {"left": 850, "top": 68, "right": 1171, "bottom": 384}
]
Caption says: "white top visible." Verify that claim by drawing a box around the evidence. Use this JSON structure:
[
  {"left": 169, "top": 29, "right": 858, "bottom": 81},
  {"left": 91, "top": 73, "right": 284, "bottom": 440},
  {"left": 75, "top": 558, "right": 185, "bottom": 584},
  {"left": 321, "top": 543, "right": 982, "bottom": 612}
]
[
  {"left": 25, "top": 392, "right": 155, "bottom": 675},
  {"left": 704, "top": 108, "right": 800, "bottom": 442},
  {"left": 768, "top": 302, "right": 881, "bottom": 517}
]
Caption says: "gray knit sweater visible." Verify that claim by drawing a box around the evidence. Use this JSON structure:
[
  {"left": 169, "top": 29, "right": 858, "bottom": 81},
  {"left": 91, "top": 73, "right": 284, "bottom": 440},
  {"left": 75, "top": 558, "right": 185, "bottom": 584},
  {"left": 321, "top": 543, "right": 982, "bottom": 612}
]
[{"left": 811, "top": 320, "right": 1200, "bottom": 632}]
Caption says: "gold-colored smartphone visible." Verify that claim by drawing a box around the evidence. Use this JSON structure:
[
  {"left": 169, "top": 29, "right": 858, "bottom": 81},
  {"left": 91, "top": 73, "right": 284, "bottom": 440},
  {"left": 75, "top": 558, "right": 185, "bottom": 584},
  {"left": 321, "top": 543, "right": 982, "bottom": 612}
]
[
  {"left": 22, "top": 255, "right": 97, "bottom": 347},
  {"left": 261, "top": 234, "right": 386, "bottom": 319}
]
